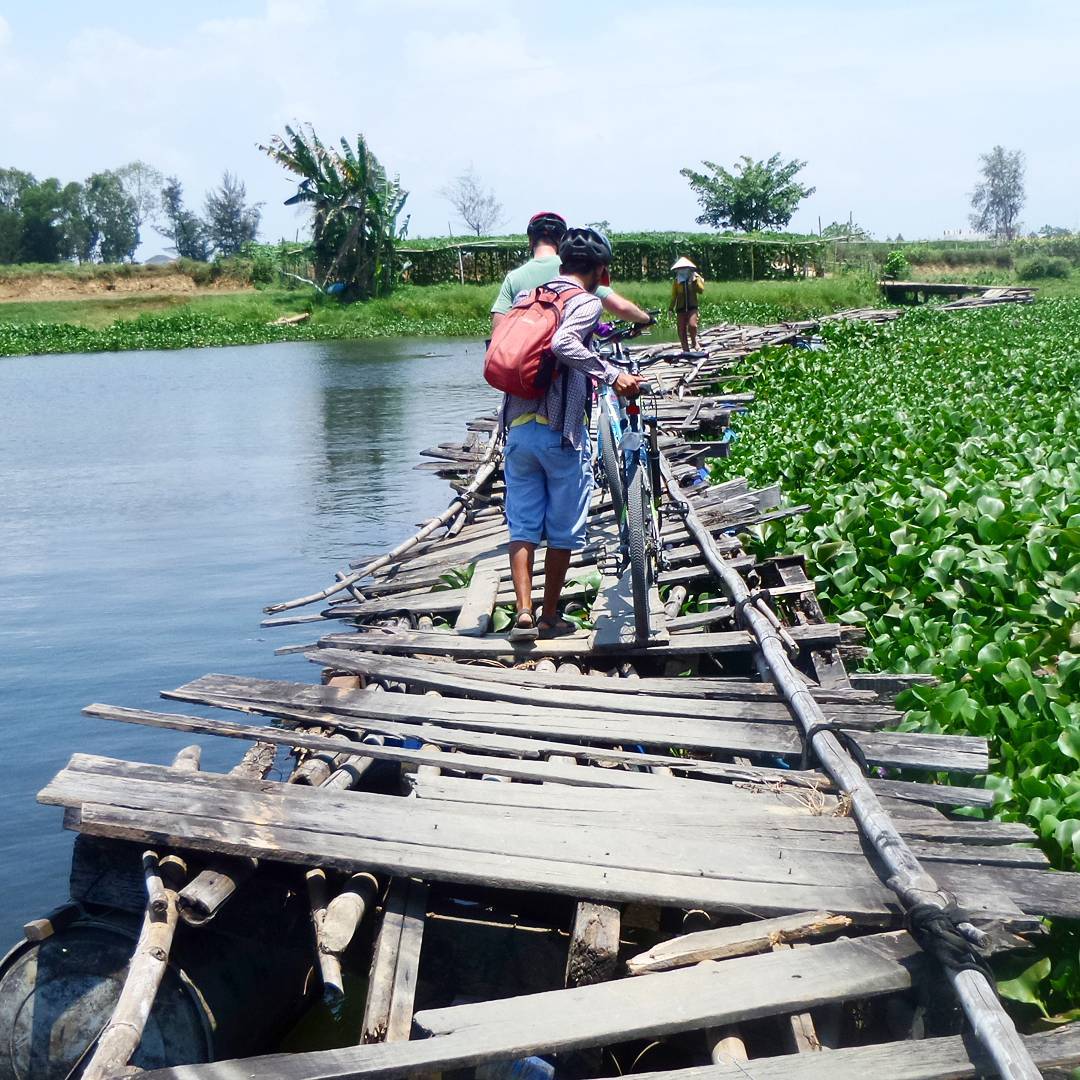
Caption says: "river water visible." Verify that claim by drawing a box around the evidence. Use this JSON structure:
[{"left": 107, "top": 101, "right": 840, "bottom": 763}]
[{"left": 0, "top": 337, "right": 494, "bottom": 945}]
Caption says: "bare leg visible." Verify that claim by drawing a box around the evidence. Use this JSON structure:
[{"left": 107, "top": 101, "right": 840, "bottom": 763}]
[
  {"left": 509, "top": 541, "right": 536, "bottom": 615},
  {"left": 541, "top": 547, "right": 573, "bottom": 622},
  {"left": 688, "top": 310, "right": 700, "bottom": 351},
  {"left": 677, "top": 311, "right": 690, "bottom": 352}
]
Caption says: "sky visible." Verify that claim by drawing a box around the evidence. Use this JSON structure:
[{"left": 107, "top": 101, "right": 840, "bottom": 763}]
[{"left": 0, "top": 0, "right": 1076, "bottom": 258}]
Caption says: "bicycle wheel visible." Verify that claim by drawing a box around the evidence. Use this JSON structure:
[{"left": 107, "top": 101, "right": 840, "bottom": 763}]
[
  {"left": 626, "top": 456, "right": 654, "bottom": 640},
  {"left": 598, "top": 409, "right": 626, "bottom": 526}
]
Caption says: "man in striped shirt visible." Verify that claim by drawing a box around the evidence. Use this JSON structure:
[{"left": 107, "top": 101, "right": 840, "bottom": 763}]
[{"left": 503, "top": 228, "right": 644, "bottom": 641}]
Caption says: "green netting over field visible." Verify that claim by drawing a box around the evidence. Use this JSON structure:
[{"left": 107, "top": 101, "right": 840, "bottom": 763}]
[{"left": 398, "top": 233, "right": 827, "bottom": 286}]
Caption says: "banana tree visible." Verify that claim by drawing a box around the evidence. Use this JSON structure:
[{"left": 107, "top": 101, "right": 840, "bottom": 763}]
[{"left": 259, "top": 124, "right": 408, "bottom": 300}]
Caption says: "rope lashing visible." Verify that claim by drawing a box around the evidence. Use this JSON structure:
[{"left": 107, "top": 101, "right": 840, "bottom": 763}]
[
  {"left": 906, "top": 901, "right": 996, "bottom": 984},
  {"left": 735, "top": 590, "right": 799, "bottom": 655},
  {"left": 798, "top": 720, "right": 870, "bottom": 773}
]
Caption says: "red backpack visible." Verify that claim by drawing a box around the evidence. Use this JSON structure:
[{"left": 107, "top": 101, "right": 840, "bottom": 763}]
[{"left": 483, "top": 284, "right": 585, "bottom": 398}]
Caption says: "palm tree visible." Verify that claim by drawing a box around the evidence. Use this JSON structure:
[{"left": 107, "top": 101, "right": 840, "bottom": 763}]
[{"left": 259, "top": 124, "right": 408, "bottom": 300}]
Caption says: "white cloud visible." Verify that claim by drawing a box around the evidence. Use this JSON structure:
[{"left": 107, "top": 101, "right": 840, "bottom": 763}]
[{"left": 0, "top": 0, "right": 1078, "bottom": 253}]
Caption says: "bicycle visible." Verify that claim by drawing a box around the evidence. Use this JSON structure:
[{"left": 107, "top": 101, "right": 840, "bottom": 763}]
[{"left": 593, "top": 314, "right": 667, "bottom": 642}]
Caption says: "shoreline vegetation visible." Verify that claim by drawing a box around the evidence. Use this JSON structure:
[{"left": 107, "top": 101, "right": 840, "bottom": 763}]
[
  {"left": 0, "top": 277, "right": 885, "bottom": 357},
  {"left": 1, "top": 259, "right": 1077, "bottom": 359}
]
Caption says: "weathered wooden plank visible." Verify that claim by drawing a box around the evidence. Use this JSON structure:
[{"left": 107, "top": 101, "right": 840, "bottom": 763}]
[
  {"left": 314, "top": 643, "right": 878, "bottom": 701},
  {"left": 303, "top": 651, "right": 901, "bottom": 726},
  {"left": 452, "top": 569, "right": 500, "bottom": 636},
  {"left": 625, "top": 911, "right": 854, "bottom": 975},
  {"left": 43, "top": 758, "right": 1039, "bottom": 922},
  {"left": 384, "top": 880, "right": 428, "bottom": 1041},
  {"left": 135, "top": 932, "right": 927, "bottom": 1080},
  {"left": 361, "top": 879, "right": 408, "bottom": 1043},
  {"left": 591, "top": 568, "right": 669, "bottom": 649},
  {"left": 313, "top": 623, "right": 840, "bottom": 660},
  {"left": 63, "top": 799, "right": 921, "bottom": 921},
  {"left": 407, "top": 775, "right": 1031, "bottom": 845},
  {"left": 617, "top": 1024, "right": 1080, "bottom": 1080},
  {"left": 166, "top": 675, "right": 986, "bottom": 774},
  {"left": 81, "top": 705, "right": 701, "bottom": 789},
  {"left": 58, "top": 753, "right": 1035, "bottom": 853}
]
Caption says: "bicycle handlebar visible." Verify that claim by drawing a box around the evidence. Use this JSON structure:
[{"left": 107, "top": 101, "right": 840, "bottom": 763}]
[
  {"left": 595, "top": 310, "right": 661, "bottom": 344},
  {"left": 606, "top": 352, "right": 667, "bottom": 370}
]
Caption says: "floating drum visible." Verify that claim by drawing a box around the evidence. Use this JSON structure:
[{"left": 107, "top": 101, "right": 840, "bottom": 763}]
[{"left": 0, "top": 915, "right": 212, "bottom": 1079}]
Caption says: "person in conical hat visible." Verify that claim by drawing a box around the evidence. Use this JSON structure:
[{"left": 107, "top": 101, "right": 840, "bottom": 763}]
[{"left": 669, "top": 256, "right": 705, "bottom": 353}]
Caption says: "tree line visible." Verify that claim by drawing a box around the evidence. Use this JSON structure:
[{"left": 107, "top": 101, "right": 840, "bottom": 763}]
[{"left": 0, "top": 161, "right": 263, "bottom": 265}]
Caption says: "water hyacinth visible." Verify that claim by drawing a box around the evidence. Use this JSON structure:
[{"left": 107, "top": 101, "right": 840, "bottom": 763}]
[{"left": 712, "top": 299, "right": 1080, "bottom": 1019}]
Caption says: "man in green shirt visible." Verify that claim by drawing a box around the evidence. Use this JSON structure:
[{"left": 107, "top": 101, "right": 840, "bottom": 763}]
[{"left": 490, "top": 212, "right": 651, "bottom": 331}]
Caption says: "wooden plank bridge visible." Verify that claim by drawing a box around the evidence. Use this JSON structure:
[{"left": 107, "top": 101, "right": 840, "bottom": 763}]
[{"left": 31, "top": 302, "right": 1080, "bottom": 1079}]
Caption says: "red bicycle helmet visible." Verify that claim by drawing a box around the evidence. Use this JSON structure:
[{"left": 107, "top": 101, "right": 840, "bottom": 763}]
[{"left": 526, "top": 211, "right": 567, "bottom": 244}]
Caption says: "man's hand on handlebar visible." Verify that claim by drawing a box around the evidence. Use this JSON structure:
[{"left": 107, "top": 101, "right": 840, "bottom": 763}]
[
  {"left": 629, "top": 310, "right": 660, "bottom": 337},
  {"left": 613, "top": 372, "right": 643, "bottom": 398}
]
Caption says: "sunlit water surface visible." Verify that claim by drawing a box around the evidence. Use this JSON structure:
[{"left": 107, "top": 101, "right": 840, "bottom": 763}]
[{"left": 0, "top": 336, "right": 494, "bottom": 943}]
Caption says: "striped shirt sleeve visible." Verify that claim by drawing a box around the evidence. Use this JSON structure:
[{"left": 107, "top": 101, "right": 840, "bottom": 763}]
[{"left": 551, "top": 292, "right": 617, "bottom": 384}]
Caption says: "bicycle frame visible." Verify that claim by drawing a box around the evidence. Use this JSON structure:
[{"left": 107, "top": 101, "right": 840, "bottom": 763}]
[{"left": 594, "top": 338, "right": 665, "bottom": 577}]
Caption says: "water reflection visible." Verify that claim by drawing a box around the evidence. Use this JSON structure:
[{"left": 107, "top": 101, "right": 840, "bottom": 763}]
[{"left": 0, "top": 336, "right": 491, "bottom": 942}]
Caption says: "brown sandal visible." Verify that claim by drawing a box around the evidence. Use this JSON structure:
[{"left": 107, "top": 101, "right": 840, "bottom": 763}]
[
  {"left": 538, "top": 613, "right": 577, "bottom": 639},
  {"left": 508, "top": 609, "right": 539, "bottom": 641}
]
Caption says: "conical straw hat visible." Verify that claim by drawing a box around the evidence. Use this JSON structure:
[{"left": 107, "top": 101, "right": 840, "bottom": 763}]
[{"left": 671, "top": 256, "right": 697, "bottom": 271}]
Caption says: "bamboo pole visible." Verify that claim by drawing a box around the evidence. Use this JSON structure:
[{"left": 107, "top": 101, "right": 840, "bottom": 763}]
[
  {"left": 306, "top": 869, "right": 379, "bottom": 1011},
  {"left": 177, "top": 740, "right": 276, "bottom": 925},
  {"left": 662, "top": 458, "right": 1042, "bottom": 1080},
  {"left": 80, "top": 851, "right": 186, "bottom": 1080},
  {"left": 264, "top": 436, "right": 502, "bottom": 614}
]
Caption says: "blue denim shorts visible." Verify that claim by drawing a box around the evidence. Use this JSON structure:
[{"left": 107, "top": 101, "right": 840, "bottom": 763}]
[{"left": 504, "top": 420, "right": 592, "bottom": 550}]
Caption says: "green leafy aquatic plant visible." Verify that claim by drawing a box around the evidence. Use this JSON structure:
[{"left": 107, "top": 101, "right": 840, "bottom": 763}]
[{"left": 712, "top": 299, "right": 1080, "bottom": 1018}]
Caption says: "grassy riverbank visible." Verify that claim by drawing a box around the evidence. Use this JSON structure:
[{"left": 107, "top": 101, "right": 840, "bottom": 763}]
[{"left": 0, "top": 278, "right": 881, "bottom": 357}]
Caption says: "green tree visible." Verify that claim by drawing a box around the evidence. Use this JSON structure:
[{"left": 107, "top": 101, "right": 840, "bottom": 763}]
[
  {"left": 84, "top": 171, "right": 139, "bottom": 262},
  {"left": 203, "top": 171, "right": 261, "bottom": 256},
  {"left": 259, "top": 123, "right": 408, "bottom": 299},
  {"left": 680, "top": 154, "right": 815, "bottom": 232},
  {"left": 969, "top": 146, "right": 1025, "bottom": 241},
  {"left": 158, "top": 177, "right": 209, "bottom": 260},
  {"left": 57, "top": 181, "right": 93, "bottom": 262},
  {"left": 18, "top": 178, "right": 67, "bottom": 263},
  {"left": 821, "top": 219, "right": 872, "bottom": 240},
  {"left": 1038, "top": 224, "right": 1072, "bottom": 239},
  {"left": 0, "top": 168, "right": 35, "bottom": 263}
]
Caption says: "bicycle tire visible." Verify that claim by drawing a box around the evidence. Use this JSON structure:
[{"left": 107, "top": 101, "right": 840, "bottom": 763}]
[
  {"left": 626, "top": 456, "right": 653, "bottom": 640},
  {"left": 598, "top": 409, "right": 626, "bottom": 526}
]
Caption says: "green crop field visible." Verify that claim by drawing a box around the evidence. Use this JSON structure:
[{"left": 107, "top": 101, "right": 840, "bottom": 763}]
[{"left": 712, "top": 299, "right": 1080, "bottom": 1019}]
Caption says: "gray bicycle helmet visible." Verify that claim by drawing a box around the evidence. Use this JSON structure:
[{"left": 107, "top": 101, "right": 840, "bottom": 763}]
[{"left": 558, "top": 227, "right": 613, "bottom": 266}]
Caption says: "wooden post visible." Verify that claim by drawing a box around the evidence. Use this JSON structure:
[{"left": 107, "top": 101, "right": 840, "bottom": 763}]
[
  {"left": 565, "top": 903, "right": 621, "bottom": 988},
  {"left": 170, "top": 744, "right": 201, "bottom": 772},
  {"left": 773, "top": 941, "right": 822, "bottom": 1052},
  {"left": 547, "top": 751, "right": 622, "bottom": 989},
  {"left": 361, "top": 878, "right": 430, "bottom": 1044}
]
